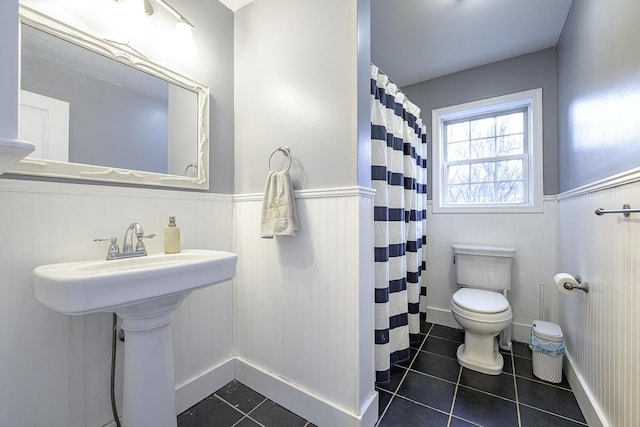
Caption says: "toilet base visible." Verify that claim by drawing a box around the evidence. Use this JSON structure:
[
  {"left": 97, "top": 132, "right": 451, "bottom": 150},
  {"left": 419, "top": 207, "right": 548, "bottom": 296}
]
[{"left": 456, "top": 336, "right": 504, "bottom": 375}]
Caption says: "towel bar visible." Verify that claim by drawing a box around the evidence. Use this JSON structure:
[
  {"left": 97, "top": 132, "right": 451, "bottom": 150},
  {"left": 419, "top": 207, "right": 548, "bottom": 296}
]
[
  {"left": 594, "top": 204, "right": 640, "bottom": 217},
  {"left": 268, "top": 146, "right": 291, "bottom": 172}
]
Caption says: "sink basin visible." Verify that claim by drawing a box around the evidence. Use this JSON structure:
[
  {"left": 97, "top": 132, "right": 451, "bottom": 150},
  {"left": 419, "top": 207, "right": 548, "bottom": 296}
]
[
  {"left": 33, "top": 249, "right": 237, "bottom": 315},
  {"left": 0, "top": 137, "right": 35, "bottom": 175},
  {"left": 33, "top": 249, "right": 237, "bottom": 427}
]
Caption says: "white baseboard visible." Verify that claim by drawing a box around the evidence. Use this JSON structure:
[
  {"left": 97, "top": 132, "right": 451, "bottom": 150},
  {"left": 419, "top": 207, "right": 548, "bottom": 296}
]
[
  {"left": 511, "top": 322, "right": 531, "bottom": 343},
  {"left": 564, "top": 351, "right": 608, "bottom": 427},
  {"left": 426, "top": 307, "right": 532, "bottom": 343},
  {"left": 234, "top": 357, "right": 378, "bottom": 427},
  {"left": 102, "top": 356, "right": 378, "bottom": 427},
  {"left": 174, "top": 357, "right": 236, "bottom": 414},
  {"left": 426, "top": 307, "right": 458, "bottom": 329}
]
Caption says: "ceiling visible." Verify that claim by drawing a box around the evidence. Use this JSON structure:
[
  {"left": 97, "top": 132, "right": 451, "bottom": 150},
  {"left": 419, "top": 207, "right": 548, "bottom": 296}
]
[
  {"left": 371, "top": 0, "right": 573, "bottom": 87},
  {"left": 218, "top": 0, "right": 254, "bottom": 11},
  {"left": 219, "top": 0, "right": 573, "bottom": 88}
]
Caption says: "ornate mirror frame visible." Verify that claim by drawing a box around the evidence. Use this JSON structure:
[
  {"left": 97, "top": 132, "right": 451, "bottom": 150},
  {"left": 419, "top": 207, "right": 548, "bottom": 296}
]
[{"left": 12, "top": 5, "right": 210, "bottom": 190}]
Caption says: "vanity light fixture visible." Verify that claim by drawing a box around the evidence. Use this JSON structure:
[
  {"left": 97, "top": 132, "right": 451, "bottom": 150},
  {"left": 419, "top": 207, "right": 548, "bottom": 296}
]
[{"left": 115, "top": 0, "right": 197, "bottom": 57}]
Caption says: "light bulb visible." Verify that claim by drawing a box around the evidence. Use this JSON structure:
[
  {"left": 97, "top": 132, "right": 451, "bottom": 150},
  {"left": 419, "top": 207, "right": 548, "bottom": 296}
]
[
  {"left": 122, "top": 0, "right": 149, "bottom": 42},
  {"left": 172, "top": 20, "right": 197, "bottom": 58}
]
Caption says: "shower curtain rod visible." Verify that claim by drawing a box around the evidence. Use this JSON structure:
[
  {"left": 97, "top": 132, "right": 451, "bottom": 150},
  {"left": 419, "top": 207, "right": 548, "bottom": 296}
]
[{"left": 373, "top": 64, "right": 401, "bottom": 88}]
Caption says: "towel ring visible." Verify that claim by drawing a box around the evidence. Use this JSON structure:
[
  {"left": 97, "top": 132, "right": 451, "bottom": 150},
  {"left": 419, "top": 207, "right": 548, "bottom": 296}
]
[
  {"left": 268, "top": 146, "right": 292, "bottom": 172},
  {"left": 184, "top": 163, "right": 198, "bottom": 177}
]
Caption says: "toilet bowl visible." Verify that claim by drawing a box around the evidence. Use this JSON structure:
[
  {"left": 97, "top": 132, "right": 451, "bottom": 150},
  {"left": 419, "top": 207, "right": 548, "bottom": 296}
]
[
  {"left": 450, "top": 288, "right": 512, "bottom": 375},
  {"left": 450, "top": 244, "right": 516, "bottom": 375}
]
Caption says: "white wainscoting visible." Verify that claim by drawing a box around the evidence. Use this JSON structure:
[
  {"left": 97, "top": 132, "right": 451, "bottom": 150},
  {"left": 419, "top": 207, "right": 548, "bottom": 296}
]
[
  {"left": 557, "top": 169, "right": 640, "bottom": 427},
  {"left": 234, "top": 187, "right": 377, "bottom": 427},
  {"left": 425, "top": 198, "right": 558, "bottom": 342},
  {"left": 0, "top": 179, "right": 235, "bottom": 427}
]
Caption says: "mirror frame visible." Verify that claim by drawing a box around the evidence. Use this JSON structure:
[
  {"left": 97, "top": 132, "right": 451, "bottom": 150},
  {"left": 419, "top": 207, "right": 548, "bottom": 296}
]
[{"left": 12, "top": 5, "right": 210, "bottom": 190}]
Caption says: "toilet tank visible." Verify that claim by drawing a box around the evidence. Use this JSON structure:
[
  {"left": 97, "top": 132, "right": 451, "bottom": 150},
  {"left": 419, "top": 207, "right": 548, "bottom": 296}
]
[{"left": 452, "top": 244, "right": 516, "bottom": 291}]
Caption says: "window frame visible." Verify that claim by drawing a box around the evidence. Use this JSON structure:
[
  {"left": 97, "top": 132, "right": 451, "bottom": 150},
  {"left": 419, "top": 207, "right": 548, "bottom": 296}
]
[{"left": 431, "top": 88, "right": 543, "bottom": 214}]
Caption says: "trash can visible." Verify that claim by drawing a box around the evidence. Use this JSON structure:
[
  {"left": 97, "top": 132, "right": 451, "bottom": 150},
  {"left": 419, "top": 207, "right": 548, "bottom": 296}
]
[{"left": 529, "top": 320, "right": 565, "bottom": 383}]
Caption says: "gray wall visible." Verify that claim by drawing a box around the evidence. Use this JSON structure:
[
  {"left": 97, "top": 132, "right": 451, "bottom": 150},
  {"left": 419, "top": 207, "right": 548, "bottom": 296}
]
[
  {"left": 557, "top": 0, "right": 640, "bottom": 192},
  {"left": 234, "top": 0, "right": 367, "bottom": 193},
  {"left": 176, "top": 0, "right": 235, "bottom": 193},
  {"left": 0, "top": 1, "right": 19, "bottom": 140},
  {"left": 403, "top": 48, "right": 559, "bottom": 197}
]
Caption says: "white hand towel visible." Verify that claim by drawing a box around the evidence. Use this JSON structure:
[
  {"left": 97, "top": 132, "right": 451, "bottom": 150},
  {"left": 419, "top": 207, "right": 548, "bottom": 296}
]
[{"left": 260, "top": 170, "right": 299, "bottom": 238}]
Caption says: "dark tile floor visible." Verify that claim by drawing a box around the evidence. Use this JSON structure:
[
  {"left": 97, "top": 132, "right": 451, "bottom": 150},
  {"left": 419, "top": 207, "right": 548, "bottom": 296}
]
[
  {"left": 178, "top": 323, "right": 586, "bottom": 427},
  {"left": 376, "top": 323, "right": 587, "bottom": 427},
  {"left": 177, "top": 380, "right": 317, "bottom": 427}
]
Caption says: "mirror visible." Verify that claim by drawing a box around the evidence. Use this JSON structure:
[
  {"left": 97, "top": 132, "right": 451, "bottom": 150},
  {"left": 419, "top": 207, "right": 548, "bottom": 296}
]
[{"left": 12, "top": 5, "right": 209, "bottom": 190}]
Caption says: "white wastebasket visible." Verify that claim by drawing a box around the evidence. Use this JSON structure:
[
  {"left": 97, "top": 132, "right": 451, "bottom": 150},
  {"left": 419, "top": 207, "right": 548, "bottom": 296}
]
[{"left": 530, "top": 320, "right": 564, "bottom": 383}]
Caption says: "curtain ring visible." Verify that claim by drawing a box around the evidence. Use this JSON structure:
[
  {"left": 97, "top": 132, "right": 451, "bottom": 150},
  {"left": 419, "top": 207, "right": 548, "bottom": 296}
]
[
  {"left": 268, "top": 146, "right": 292, "bottom": 172},
  {"left": 184, "top": 163, "right": 198, "bottom": 177}
]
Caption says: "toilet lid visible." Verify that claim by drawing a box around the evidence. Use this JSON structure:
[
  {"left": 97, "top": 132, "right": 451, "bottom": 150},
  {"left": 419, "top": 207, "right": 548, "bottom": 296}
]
[{"left": 452, "top": 288, "right": 510, "bottom": 313}]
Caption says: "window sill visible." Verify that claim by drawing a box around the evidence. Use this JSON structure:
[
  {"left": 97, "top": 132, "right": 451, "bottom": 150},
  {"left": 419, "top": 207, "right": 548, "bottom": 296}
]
[{"left": 431, "top": 203, "right": 544, "bottom": 214}]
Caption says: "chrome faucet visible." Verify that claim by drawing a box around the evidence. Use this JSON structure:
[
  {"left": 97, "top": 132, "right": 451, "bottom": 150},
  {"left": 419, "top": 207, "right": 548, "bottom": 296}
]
[{"left": 95, "top": 222, "right": 156, "bottom": 260}]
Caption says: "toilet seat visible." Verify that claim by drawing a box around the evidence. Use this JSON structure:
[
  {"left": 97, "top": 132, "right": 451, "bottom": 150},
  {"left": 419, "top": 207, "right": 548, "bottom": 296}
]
[
  {"left": 452, "top": 288, "right": 510, "bottom": 313},
  {"left": 451, "top": 289, "right": 512, "bottom": 323},
  {"left": 451, "top": 301, "right": 513, "bottom": 323}
]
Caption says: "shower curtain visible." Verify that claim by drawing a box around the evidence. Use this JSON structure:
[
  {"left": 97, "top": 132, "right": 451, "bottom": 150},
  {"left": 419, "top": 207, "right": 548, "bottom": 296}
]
[{"left": 370, "top": 64, "right": 428, "bottom": 384}]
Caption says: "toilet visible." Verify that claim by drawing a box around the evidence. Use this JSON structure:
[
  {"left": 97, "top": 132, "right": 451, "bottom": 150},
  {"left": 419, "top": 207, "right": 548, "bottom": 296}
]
[{"left": 450, "top": 243, "right": 516, "bottom": 375}]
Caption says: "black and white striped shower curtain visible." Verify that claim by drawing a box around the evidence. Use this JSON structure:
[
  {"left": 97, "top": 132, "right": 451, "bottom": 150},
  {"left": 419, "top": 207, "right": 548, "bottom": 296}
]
[{"left": 370, "top": 65, "right": 428, "bottom": 384}]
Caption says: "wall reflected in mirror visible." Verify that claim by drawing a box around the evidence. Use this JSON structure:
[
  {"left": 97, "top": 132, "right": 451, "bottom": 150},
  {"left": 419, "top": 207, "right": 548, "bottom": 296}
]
[{"left": 20, "top": 22, "right": 197, "bottom": 177}]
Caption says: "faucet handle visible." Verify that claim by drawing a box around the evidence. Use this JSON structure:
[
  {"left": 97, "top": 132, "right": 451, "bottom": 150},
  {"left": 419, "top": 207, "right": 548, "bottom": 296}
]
[
  {"left": 94, "top": 237, "right": 120, "bottom": 258},
  {"left": 135, "top": 233, "right": 156, "bottom": 252}
]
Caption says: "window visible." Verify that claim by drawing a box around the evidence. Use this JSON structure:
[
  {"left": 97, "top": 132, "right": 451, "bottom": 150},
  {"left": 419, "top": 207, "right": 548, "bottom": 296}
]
[{"left": 432, "top": 89, "right": 543, "bottom": 213}]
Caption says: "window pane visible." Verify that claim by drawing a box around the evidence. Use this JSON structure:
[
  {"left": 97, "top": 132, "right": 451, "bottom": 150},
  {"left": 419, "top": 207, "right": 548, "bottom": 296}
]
[
  {"left": 496, "top": 159, "right": 523, "bottom": 181},
  {"left": 495, "top": 181, "right": 524, "bottom": 203},
  {"left": 497, "top": 112, "right": 524, "bottom": 136},
  {"left": 496, "top": 135, "right": 524, "bottom": 155},
  {"left": 447, "top": 122, "right": 469, "bottom": 143},
  {"left": 448, "top": 184, "right": 468, "bottom": 204},
  {"left": 469, "top": 137, "right": 495, "bottom": 159},
  {"left": 470, "top": 162, "right": 495, "bottom": 183},
  {"left": 447, "top": 141, "right": 470, "bottom": 161},
  {"left": 447, "top": 164, "right": 469, "bottom": 184},
  {"left": 470, "top": 117, "right": 495, "bottom": 139},
  {"left": 469, "top": 183, "right": 494, "bottom": 203}
]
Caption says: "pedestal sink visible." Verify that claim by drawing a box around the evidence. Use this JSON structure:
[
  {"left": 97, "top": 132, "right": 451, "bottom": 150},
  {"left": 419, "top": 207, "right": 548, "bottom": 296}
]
[
  {"left": 33, "top": 249, "right": 237, "bottom": 427},
  {"left": 0, "top": 137, "right": 35, "bottom": 174}
]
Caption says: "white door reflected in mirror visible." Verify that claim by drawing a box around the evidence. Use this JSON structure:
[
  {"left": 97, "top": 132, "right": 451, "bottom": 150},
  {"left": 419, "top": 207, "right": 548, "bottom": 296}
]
[{"left": 19, "top": 90, "right": 69, "bottom": 162}]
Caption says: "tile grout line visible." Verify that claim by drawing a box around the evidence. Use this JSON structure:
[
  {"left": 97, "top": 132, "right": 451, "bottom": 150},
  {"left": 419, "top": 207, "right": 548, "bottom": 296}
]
[
  {"left": 446, "top": 365, "right": 463, "bottom": 427},
  {"left": 406, "top": 366, "right": 459, "bottom": 386},
  {"left": 455, "top": 382, "right": 519, "bottom": 404},
  {"left": 517, "top": 401, "right": 589, "bottom": 426},
  {"left": 220, "top": 395, "right": 268, "bottom": 427},
  {"left": 376, "top": 323, "right": 434, "bottom": 426},
  {"left": 510, "top": 346, "right": 522, "bottom": 427},
  {"left": 513, "top": 372, "right": 573, "bottom": 391},
  {"left": 242, "top": 397, "right": 269, "bottom": 426},
  {"left": 387, "top": 393, "right": 454, "bottom": 418}
]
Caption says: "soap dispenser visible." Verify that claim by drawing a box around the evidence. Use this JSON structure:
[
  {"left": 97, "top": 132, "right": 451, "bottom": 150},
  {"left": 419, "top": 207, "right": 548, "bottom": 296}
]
[{"left": 164, "top": 216, "right": 181, "bottom": 254}]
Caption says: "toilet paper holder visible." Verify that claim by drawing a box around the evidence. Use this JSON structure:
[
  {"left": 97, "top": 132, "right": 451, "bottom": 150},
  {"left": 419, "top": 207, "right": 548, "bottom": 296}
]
[{"left": 563, "top": 274, "right": 589, "bottom": 293}]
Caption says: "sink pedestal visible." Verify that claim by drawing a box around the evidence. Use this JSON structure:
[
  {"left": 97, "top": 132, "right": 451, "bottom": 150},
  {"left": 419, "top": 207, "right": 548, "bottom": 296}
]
[
  {"left": 117, "top": 293, "right": 188, "bottom": 427},
  {"left": 32, "top": 249, "right": 238, "bottom": 427}
]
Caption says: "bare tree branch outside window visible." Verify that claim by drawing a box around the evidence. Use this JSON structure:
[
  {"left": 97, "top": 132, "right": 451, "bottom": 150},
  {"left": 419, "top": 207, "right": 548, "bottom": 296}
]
[{"left": 444, "top": 109, "right": 526, "bottom": 205}]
